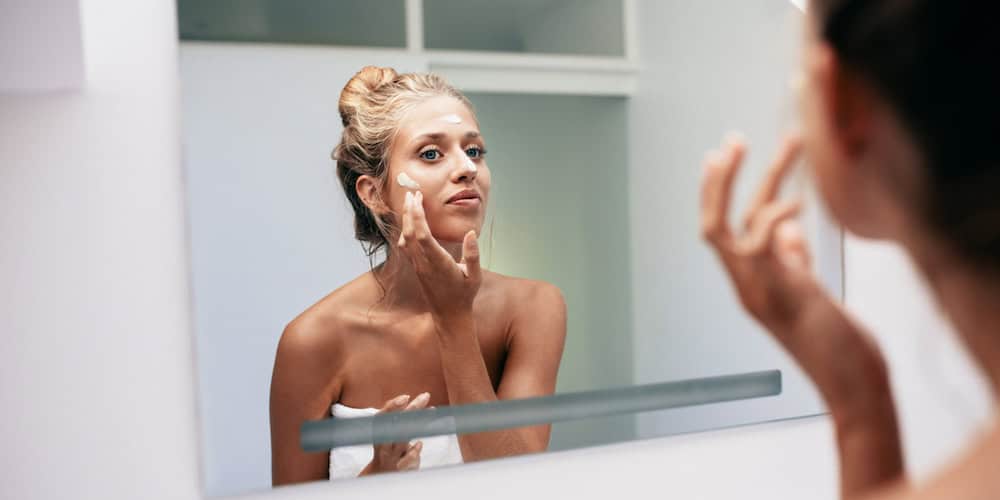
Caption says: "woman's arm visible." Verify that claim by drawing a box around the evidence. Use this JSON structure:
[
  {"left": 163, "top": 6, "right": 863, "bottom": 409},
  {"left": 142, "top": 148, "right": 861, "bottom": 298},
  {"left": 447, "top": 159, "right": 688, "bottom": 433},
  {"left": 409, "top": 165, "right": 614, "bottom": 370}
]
[
  {"left": 781, "top": 296, "right": 905, "bottom": 498},
  {"left": 700, "top": 134, "right": 905, "bottom": 499},
  {"left": 434, "top": 282, "right": 567, "bottom": 459},
  {"left": 269, "top": 319, "right": 341, "bottom": 486},
  {"left": 396, "top": 191, "right": 567, "bottom": 461}
]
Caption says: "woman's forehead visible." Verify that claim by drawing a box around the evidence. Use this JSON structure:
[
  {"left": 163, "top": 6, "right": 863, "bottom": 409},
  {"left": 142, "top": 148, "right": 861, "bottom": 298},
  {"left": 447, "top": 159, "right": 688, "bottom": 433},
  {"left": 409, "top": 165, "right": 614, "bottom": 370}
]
[{"left": 397, "top": 96, "right": 479, "bottom": 138}]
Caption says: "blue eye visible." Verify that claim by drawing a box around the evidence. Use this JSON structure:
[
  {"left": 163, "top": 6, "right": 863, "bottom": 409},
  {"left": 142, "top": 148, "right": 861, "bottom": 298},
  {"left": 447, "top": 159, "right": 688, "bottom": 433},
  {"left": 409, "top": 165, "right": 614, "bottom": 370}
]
[
  {"left": 466, "top": 147, "right": 484, "bottom": 158},
  {"left": 420, "top": 149, "right": 440, "bottom": 161}
]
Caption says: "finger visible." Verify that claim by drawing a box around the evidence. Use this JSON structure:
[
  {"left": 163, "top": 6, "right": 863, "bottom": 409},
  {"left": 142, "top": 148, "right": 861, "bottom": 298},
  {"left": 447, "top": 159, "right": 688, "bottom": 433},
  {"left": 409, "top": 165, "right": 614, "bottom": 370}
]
[
  {"left": 460, "top": 230, "right": 481, "bottom": 281},
  {"left": 388, "top": 440, "right": 410, "bottom": 457},
  {"left": 373, "top": 392, "right": 424, "bottom": 458},
  {"left": 396, "top": 454, "right": 418, "bottom": 471},
  {"left": 739, "top": 198, "right": 803, "bottom": 256},
  {"left": 378, "top": 394, "right": 411, "bottom": 414},
  {"left": 372, "top": 441, "right": 393, "bottom": 460},
  {"left": 742, "top": 134, "right": 802, "bottom": 229},
  {"left": 410, "top": 191, "right": 432, "bottom": 246},
  {"left": 700, "top": 137, "right": 745, "bottom": 249},
  {"left": 397, "top": 442, "right": 423, "bottom": 471},
  {"left": 775, "top": 220, "right": 813, "bottom": 270},
  {"left": 404, "top": 392, "right": 430, "bottom": 411},
  {"left": 411, "top": 191, "right": 459, "bottom": 269},
  {"left": 398, "top": 192, "right": 415, "bottom": 248}
]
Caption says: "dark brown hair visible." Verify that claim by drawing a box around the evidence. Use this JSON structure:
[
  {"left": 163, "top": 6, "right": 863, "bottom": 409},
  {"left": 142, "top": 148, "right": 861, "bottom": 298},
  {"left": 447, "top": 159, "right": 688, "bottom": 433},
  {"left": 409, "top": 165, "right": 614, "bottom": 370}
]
[{"left": 814, "top": 0, "right": 1000, "bottom": 271}]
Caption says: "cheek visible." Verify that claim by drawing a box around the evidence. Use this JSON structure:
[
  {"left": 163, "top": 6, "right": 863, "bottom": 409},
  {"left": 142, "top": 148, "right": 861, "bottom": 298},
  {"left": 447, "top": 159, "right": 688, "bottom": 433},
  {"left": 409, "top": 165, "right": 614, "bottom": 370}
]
[
  {"left": 389, "top": 160, "right": 434, "bottom": 202},
  {"left": 800, "top": 87, "right": 843, "bottom": 212},
  {"left": 804, "top": 129, "right": 856, "bottom": 231},
  {"left": 383, "top": 174, "right": 409, "bottom": 216}
]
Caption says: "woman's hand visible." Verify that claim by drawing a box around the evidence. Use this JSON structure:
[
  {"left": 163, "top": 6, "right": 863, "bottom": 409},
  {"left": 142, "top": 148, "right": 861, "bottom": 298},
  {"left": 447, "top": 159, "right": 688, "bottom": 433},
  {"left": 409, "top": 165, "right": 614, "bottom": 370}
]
[
  {"left": 397, "top": 190, "right": 482, "bottom": 320},
  {"left": 700, "top": 133, "right": 825, "bottom": 339},
  {"left": 359, "top": 392, "right": 430, "bottom": 476},
  {"left": 701, "top": 134, "right": 905, "bottom": 497}
]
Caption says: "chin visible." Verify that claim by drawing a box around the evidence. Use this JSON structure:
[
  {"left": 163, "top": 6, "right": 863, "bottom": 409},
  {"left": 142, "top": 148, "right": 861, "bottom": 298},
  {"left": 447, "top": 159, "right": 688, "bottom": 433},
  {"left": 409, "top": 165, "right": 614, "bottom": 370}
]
[{"left": 430, "top": 221, "right": 482, "bottom": 243}]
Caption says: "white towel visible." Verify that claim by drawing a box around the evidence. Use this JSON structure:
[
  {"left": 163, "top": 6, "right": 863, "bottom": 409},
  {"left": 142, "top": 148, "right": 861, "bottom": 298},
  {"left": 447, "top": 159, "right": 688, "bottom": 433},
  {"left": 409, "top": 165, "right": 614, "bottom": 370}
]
[{"left": 328, "top": 403, "right": 464, "bottom": 480}]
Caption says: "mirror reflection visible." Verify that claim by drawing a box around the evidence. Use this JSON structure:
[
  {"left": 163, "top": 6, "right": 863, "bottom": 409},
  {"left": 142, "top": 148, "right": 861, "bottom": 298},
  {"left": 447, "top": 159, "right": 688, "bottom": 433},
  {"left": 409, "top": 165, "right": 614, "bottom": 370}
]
[
  {"left": 179, "top": 0, "right": 838, "bottom": 496},
  {"left": 270, "top": 69, "right": 569, "bottom": 483}
]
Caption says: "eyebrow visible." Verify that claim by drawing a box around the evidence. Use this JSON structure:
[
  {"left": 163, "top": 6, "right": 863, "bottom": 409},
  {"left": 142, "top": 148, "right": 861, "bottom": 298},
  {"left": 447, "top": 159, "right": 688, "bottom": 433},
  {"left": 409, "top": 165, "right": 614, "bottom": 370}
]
[{"left": 412, "top": 131, "right": 481, "bottom": 143}]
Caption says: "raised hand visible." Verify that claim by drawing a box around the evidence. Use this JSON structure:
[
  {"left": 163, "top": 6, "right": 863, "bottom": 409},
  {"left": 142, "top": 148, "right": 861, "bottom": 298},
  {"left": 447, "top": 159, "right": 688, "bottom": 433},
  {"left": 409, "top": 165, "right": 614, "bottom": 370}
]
[
  {"left": 396, "top": 190, "right": 482, "bottom": 319},
  {"left": 700, "top": 133, "right": 824, "bottom": 338}
]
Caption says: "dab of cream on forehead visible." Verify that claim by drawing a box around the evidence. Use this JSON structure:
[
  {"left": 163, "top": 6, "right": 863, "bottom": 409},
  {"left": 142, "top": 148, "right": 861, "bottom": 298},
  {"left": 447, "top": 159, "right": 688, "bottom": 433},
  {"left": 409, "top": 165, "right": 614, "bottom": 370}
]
[
  {"left": 396, "top": 171, "right": 421, "bottom": 190},
  {"left": 439, "top": 114, "right": 462, "bottom": 124}
]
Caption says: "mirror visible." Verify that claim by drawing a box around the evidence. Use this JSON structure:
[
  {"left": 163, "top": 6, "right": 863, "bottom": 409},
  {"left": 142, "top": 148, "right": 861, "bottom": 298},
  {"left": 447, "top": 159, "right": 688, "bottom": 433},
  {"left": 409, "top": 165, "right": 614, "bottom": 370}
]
[{"left": 179, "top": 0, "right": 835, "bottom": 496}]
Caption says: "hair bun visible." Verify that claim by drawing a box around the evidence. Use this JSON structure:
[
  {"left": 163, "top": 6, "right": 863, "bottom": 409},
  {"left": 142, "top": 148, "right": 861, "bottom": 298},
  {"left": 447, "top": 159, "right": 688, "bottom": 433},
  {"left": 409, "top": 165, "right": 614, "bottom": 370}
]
[{"left": 338, "top": 66, "right": 398, "bottom": 126}]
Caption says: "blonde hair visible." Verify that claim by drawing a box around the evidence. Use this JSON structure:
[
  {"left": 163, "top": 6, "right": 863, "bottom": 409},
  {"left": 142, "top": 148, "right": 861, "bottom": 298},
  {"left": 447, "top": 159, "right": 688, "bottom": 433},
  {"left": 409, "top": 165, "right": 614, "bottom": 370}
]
[{"left": 332, "top": 66, "right": 473, "bottom": 259}]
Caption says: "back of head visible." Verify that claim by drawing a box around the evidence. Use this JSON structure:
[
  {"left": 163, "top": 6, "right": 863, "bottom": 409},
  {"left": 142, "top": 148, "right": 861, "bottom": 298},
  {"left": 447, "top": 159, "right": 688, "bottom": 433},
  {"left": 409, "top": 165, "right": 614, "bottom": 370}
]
[
  {"left": 812, "top": 0, "right": 1000, "bottom": 272},
  {"left": 332, "top": 66, "right": 472, "bottom": 258}
]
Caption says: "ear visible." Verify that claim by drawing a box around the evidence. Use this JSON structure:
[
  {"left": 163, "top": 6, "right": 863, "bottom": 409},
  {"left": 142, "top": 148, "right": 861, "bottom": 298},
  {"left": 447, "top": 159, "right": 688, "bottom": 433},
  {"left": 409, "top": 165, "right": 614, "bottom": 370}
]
[
  {"left": 809, "top": 42, "right": 874, "bottom": 162},
  {"left": 356, "top": 174, "right": 390, "bottom": 215}
]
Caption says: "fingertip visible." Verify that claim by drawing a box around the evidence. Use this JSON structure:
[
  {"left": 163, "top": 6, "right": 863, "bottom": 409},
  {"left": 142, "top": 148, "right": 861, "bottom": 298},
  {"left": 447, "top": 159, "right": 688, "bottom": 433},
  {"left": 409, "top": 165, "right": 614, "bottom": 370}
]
[
  {"left": 783, "top": 133, "right": 804, "bottom": 155},
  {"left": 412, "top": 392, "right": 430, "bottom": 407},
  {"left": 704, "top": 150, "right": 723, "bottom": 166},
  {"left": 724, "top": 130, "right": 746, "bottom": 146}
]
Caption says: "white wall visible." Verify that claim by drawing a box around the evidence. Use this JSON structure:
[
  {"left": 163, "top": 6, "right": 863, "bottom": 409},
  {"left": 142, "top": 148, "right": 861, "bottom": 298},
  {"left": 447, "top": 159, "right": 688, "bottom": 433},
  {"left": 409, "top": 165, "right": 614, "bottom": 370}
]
[
  {"left": 1, "top": 1, "right": 200, "bottom": 499},
  {"left": 1, "top": 1, "right": 993, "bottom": 500},
  {"left": 0, "top": 0, "right": 84, "bottom": 91}
]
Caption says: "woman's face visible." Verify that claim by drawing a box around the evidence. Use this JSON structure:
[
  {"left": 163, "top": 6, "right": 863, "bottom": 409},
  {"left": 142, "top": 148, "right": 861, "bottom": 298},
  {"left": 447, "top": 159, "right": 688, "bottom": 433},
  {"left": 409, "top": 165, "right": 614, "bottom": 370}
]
[{"left": 384, "top": 96, "right": 491, "bottom": 243}]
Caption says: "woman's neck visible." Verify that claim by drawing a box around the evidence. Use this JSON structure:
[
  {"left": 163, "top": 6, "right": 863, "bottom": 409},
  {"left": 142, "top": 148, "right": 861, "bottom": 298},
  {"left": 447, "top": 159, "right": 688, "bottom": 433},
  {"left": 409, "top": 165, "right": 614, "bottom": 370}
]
[
  {"left": 903, "top": 229, "right": 1000, "bottom": 398},
  {"left": 372, "top": 240, "right": 464, "bottom": 312}
]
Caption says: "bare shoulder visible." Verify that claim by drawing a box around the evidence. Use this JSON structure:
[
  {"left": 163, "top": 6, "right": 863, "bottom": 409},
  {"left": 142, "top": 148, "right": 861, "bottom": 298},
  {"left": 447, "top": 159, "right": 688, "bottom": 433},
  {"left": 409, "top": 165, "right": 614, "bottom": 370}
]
[
  {"left": 907, "top": 426, "right": 1000, "bottom": 500},
  {"left": 483, "top": 271, "right": 567, "bottom": 323},
  {"left": 276, "top": 274, "right": 374, "bottom": 369},
  {"left": 482, "top": 272, "right": 567, "bottom": 370}
]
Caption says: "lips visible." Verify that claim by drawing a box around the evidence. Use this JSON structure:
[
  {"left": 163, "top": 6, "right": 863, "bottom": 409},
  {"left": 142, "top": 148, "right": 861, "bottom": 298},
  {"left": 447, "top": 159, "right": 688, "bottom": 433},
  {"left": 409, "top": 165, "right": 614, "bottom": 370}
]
[{"left": 446, "top": 189, "right": 481, "bottom": 204}]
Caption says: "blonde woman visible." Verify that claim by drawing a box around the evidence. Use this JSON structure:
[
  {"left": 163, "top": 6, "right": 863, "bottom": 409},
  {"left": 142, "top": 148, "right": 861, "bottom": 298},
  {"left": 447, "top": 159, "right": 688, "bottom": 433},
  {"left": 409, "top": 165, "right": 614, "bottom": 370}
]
[{"left": 269, "top": 67, "right": 567, "bottom": 484}]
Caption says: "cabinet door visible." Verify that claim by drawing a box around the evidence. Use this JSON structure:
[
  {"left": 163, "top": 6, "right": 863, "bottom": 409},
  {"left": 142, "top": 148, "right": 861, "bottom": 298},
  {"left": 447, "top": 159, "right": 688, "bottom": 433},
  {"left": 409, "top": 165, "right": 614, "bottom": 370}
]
[
  {"left": 177, "top": 0, "right": 407, "bottom": 48},
  {"left": 423, "top": 0, "right": 626, "bottom": 57}
]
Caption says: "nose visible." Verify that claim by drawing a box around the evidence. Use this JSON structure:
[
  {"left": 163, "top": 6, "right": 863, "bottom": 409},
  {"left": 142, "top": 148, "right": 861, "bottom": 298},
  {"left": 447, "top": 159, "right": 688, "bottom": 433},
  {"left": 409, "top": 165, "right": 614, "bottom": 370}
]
[{"left": 450, "top": 153, "right": 478, "bottom": 184}]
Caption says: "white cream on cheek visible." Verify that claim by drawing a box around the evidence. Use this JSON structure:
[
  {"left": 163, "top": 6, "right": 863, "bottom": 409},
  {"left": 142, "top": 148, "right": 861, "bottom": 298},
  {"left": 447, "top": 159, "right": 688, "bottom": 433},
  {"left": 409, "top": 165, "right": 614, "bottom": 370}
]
[
  {"left": 465, "top": 156, "right": 478, "bottom": 173},
  {"left": 396, "top": 171, "right": 421, "bottom": 190}
]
